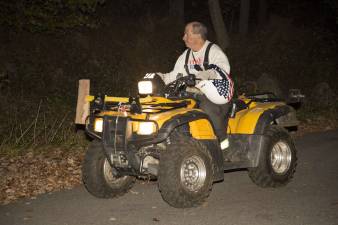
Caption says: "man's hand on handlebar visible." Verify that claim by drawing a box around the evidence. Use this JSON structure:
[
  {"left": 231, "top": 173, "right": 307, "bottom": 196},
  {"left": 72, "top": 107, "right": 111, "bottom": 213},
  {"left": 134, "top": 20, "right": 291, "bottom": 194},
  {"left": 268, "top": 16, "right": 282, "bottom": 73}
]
[{"left": 185, "top": 74, "right": 196, "bottom": 87}]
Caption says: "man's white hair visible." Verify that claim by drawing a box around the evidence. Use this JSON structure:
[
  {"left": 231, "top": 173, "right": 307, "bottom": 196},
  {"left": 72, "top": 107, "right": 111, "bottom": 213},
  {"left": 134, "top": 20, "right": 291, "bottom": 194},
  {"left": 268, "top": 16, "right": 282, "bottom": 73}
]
[{"left": 188, "top": 21, "right": 208, "bottom": 40}]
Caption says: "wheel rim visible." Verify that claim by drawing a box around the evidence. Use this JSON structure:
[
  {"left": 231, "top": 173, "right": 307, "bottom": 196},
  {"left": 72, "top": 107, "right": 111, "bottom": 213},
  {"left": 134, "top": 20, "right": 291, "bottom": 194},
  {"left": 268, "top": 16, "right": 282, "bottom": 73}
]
[
  {"left": 103, "top": 159, "right": 127, "bottom": 186},
  {"left": 180, "top": 155, "right": 207, "bottom": 192},
  {"left": 270, "top": 141, "right": 292, "bottom": 174}
]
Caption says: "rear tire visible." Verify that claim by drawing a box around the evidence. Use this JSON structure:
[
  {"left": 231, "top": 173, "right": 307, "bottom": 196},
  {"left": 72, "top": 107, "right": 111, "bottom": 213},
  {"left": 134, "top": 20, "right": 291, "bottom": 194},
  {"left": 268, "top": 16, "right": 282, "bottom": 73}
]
[
  {"left": 158, "top": 132, "right": 213, "bottom": 208},
  {"left": 82, "top": 141, "right": 135, "bottom": 198},
  {"left": 248, "top": 125, "right": 297, "bottom": 187}
]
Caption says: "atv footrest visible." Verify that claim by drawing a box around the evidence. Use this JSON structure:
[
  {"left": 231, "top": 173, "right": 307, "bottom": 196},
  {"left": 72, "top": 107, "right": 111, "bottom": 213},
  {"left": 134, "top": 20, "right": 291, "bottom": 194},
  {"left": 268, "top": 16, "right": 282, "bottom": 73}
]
[{"left": 223, "top": 161, "right": 252, "bottom": 171}]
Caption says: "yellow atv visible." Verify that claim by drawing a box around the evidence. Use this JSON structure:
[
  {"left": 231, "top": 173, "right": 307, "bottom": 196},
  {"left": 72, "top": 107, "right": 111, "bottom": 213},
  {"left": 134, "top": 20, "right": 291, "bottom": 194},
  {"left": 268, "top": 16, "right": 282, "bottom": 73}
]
[{"left": 76, "top": 75, "right": 299, "bottom": 208}]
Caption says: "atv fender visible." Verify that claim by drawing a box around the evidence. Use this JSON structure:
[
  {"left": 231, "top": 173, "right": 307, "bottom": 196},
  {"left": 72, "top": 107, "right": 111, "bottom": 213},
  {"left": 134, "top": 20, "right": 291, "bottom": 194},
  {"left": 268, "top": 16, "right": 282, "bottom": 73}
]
[
  {"left": 155, "top": 111, "right": 224, "bottom": 182},
  {"left": 254, "top": 105, "right": 298, "bottom": 134},
  {"left": 132, "top": 110, "right": 216, "bottom": 147},
  {"left": 224, "top": 105, "right": 297, "bottom": 171}
]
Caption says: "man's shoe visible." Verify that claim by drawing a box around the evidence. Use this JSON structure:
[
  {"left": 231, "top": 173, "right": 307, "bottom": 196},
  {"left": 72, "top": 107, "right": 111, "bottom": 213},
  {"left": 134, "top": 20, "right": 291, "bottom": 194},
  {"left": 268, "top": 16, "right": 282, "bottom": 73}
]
[{"left": 220, "top": 138, "right": 229, "bottom": 150}]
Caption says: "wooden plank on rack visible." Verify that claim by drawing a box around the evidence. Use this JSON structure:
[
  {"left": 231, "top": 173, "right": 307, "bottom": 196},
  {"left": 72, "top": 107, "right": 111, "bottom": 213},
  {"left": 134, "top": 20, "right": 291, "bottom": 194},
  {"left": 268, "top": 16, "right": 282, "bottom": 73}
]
[{"left": 75, "top": 79, "right": 90, "bottom": 124}]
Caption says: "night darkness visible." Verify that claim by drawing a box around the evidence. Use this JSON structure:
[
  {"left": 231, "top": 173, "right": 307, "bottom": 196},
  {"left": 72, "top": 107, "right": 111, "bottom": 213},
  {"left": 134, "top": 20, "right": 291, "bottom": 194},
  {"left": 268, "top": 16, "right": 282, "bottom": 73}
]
[
  {"left": 0, "top": 0, "right": 338, "bottom": 216},
  {"left": 0, "top": 0, "right": 337, "bottom": 146},
  {"left": 0, "top": 0, "right": 337, "bottom": 143},
  {"left": 0, "top": 0, "right": 337, "bottom": 96}
]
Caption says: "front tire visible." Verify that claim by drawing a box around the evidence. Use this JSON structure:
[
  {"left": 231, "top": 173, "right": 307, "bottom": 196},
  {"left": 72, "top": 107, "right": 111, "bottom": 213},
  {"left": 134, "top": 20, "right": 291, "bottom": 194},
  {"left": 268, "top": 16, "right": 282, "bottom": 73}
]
[
  {"left": 82, "top": 141, "right": 135, "bottom": 198},
  {"left": 158, "top": 132, "right": 213, "bottom": 208},
  {"left": 248, "top": 125, "right": 297, "bottom": 187}
]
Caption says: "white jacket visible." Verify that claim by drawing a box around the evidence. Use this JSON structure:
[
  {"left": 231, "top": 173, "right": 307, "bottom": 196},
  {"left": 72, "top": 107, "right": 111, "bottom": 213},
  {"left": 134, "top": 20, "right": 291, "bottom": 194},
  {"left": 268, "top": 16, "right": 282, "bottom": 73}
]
[{"left": 159, "top": 40, "right": 230, "bottom": 84}]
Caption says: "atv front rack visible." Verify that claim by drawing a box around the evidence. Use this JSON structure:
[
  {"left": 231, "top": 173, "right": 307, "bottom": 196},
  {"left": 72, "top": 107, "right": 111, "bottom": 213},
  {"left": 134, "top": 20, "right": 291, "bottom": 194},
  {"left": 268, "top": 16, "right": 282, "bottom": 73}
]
[{"left": 88, "top": 95, "right": 195, "bottom": 114}]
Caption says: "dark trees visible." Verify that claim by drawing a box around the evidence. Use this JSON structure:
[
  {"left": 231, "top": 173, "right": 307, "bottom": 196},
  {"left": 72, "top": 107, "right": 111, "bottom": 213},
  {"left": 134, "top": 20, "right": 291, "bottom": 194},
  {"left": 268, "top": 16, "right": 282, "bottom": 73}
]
[
  {"left": 169, "top": 0, "right": 185, "bottom": 26},
  {"left": 239, "top": 0, "right": 250, "bottom": 35},
  {"left": 208, "top": 0, "right": 230, "bottom": 50}
]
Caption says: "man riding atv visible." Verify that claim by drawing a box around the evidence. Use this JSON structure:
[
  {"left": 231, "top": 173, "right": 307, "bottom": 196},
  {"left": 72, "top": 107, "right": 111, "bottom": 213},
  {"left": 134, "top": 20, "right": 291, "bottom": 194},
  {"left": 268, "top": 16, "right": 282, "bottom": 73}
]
[
  {"left": 156, "top": 21, "right": 234, "bottom": 150},
  {"left": 77, "top": 22, "right": 298, "bottom": 209}
]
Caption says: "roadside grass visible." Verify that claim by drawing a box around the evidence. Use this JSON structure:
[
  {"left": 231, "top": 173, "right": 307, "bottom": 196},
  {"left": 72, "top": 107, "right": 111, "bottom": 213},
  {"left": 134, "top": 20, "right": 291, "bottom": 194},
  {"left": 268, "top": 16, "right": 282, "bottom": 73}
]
[
  {"left": 1, "top": 99, "right": 337, "bottom": 158},
  {"left": 0, "top": 98, "right": 89, "bottom": 157}
]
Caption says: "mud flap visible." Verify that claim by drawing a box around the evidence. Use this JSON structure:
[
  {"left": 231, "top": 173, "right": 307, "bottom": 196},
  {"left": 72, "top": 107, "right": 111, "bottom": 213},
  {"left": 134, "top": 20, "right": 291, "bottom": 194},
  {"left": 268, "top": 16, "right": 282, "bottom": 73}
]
[
  {"left": 223, "top": 134, "right": 269, "bottom": 170},
  {"left": 200, "top": 140, "right": 225, "bottom": 182},
  {"left": 247, "top": 135, "right": 269, "bottom": 168}
]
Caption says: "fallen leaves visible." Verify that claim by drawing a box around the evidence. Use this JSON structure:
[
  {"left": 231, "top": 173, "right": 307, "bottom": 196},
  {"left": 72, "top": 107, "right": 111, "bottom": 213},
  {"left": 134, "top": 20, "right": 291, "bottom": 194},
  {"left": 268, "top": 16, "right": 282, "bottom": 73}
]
[
  {"left": 0, "top": 147, "right": 84, "bottom": 205},
  {"left": 296, "top": 117, "right": 338, "bottom": 137}
]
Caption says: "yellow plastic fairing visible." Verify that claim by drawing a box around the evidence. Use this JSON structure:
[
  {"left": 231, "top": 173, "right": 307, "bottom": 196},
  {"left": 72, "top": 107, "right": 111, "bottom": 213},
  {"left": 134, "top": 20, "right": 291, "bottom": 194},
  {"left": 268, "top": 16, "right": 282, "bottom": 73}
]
[
  {"left": 227, "top": 102, "right": 284, "bottom": 134},
  {"left": 189, "top": 119, "right": 216, "bottom": 139}
]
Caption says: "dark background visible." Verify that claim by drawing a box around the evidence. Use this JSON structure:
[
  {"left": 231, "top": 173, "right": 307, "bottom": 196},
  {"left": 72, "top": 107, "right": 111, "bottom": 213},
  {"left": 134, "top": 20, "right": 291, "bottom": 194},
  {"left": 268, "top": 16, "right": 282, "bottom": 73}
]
[{"left": 0, "top": 0, "right": 337, "bottom": 151}]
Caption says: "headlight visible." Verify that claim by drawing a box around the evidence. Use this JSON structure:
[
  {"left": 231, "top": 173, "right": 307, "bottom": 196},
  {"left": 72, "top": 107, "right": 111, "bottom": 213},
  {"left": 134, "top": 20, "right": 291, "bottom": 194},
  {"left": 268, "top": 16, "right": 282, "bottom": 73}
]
[
  {"left": 94, "top": 118, "right": 103, "bottom": 132},
  {"left": 137, "top": 122, "right": 156, "bottom": 135},
  {"left": 138, "top": 80, "right": 153, "bottom": 95}
]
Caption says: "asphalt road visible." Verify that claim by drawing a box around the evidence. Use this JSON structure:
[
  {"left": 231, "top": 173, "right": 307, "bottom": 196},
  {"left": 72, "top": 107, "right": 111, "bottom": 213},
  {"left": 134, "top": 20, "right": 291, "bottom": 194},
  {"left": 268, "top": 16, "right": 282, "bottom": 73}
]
[{"left": 1, "top": 130, "right": 338, "bottom": 225}]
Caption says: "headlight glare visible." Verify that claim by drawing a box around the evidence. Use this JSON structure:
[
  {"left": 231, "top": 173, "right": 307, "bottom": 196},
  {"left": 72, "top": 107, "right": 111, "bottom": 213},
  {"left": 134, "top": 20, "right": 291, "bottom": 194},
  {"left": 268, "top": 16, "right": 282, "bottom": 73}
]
[
  {"left": 94, "top": 118, "right": 103, "bottom": 132},
  {"left": 138, "top": 81, "right": 153, "bottom": 95},
  {"left": 137, "top": 122, "right": 156, "bottom": 135}
]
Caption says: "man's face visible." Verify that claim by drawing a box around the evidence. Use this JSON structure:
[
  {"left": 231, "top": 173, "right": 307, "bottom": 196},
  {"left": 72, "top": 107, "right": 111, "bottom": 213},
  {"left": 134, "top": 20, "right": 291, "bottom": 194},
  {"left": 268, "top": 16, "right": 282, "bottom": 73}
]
[{"left": 183, "top": 24, "right": 200, "bottom": 49}]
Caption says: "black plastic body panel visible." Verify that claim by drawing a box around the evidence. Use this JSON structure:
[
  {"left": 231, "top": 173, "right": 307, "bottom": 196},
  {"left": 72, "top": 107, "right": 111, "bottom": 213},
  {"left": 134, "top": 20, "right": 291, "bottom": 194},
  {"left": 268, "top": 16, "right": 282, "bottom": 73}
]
[
  {"left": 223, "top": 134, "right": 268, "bottom": 170},
  {"left": 200, "top": 140, "right": 225, "bottom": 182}
]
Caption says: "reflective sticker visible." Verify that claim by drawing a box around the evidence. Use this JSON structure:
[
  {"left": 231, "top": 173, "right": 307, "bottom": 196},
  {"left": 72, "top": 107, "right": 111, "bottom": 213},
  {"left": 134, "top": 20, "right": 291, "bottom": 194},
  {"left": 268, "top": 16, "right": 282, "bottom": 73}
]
[{"left": 144, "top": 73, "right": 155, "bottom": 79}]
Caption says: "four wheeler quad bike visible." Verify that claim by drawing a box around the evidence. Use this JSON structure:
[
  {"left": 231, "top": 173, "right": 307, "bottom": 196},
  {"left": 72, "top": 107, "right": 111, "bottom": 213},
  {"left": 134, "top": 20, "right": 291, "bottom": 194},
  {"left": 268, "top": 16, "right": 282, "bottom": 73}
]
[{"left": 75, "top": 75, "right": 299, "bottom": 208}]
